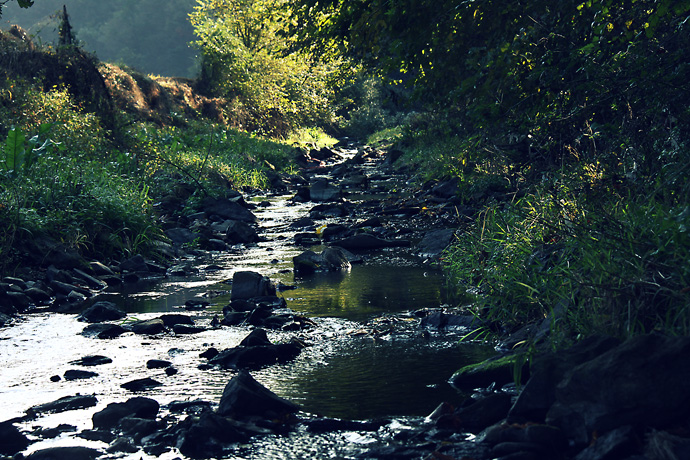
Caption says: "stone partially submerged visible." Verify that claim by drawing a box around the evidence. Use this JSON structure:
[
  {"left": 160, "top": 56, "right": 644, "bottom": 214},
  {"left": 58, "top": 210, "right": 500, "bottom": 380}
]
[
  {"left": 293, "top": 248, "right": 351, "bottom": 274},
  {"left": 217, "top": 369, "right": 299, "bottom": 418}
]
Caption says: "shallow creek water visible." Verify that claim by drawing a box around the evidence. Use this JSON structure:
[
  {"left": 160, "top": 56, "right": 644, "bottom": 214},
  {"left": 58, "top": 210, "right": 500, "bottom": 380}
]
[{"left": 0, "top": 164, "right": 494, "bottom": 458}]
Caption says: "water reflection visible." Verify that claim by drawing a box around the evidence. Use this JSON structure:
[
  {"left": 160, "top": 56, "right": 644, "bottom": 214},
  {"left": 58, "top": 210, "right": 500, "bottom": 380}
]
[
  {"left": 284, "top": 264, "right": 446, "bottom": 321},
  {"left": 262, "top": 337, "right": 494, "bottom": 420}
]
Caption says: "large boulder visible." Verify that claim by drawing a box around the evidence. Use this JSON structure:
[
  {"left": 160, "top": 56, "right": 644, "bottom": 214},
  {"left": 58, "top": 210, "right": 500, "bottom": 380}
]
[
  {"left": 417, "top": 228, "right": 456, "bottom": 258},
  {"left": 216, "top": 370, "right": 299, "bottom": 418},
  {"left": 25, "top": 447, "right": 103, "bottom": 460},
  {"left": 231, "top": 271, "right": 276, "bottom": 300},
  {"left": 309, "top": 179, "right": 342, "bottom": 202},
  {"left": 92, "top": 397, "right": 160, "bottom": 430},
  {"left": 225, "top": 220, "right": 260, "bottom": 244},
  {"left": 210, "top": 329, "right": 303, "bottom": 370},
  {"left": 202, "top": 196, "right": 257, "bottom": 223},
  {"left": 78, "top": 301, "right": 126, "bottom": 323},
  {"left": 293, "top": 248, "right": 351, "bottom": 275},
  {"left": 175, "top": 412, "right": 248, "bottom": 459},
  {"left": 0, "top": 421, "right": 30, "bottom": 456},
  {"left": 508, "top": 335, "right": 621, "bottom": 423},
  {"left": 546, "top": 334, "right": 690, "bottom": 445},
  {"left": 28, "top": 395, "right": 99, "bottom": 415},
  {"left": 130, "top": 319, "right": 165, "bottom": 335}
]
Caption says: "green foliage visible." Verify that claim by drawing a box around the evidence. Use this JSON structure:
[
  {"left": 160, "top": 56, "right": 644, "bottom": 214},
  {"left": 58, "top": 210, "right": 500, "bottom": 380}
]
[
  {"left": 190, "top": 0, "right": 344, "bottom": 136},
  {"left": 443, "top": 178, "right": 690, "bottom": 339}
]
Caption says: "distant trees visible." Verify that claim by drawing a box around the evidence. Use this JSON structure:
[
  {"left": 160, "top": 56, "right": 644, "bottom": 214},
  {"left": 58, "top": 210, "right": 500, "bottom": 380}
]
[{"left": 1, "top": 0, "right": 198, "bottom": 77}]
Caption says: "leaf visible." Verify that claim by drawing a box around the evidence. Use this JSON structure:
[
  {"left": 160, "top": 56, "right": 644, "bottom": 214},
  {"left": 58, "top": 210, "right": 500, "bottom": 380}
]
[{"left": 4, "top": 128, "right": 26, "bottom": 172}]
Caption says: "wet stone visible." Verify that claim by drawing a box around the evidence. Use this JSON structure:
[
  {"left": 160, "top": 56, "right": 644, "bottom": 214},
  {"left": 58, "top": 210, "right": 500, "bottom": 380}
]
[
  {"left": 146, "top": 359, "right": 172, "bottom": 369},
  {"left": 64, "top": 369, "right": 99, "bottom": 381},
  {"left": 78, "top": 301, "right": 126, "bottom": 323},
  {"left": 121, "top": 378, "right": 163, "bottom": 392},
  {"left": 0, "top": 421, "right": 30, "bottom": 455},
  {"left": 28, "top": 394, "right": 98, "bottom": 415}
]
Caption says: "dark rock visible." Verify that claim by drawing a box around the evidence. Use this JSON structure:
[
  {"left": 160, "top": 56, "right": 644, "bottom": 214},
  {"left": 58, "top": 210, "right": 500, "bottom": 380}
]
[
  {"left": 78, "top": 301, "right": 126, "bottom": 323},
  {"left": 490, "top": 442, "right": 546, "bottom": 460},
  {"left": 120, "top": 254, "right": 149, "bottom": 272},
  {"left": 437, "top": 393, "right": 513, "bottom": 433},
  {"left": 293, "top": 248, "right": 351, "bottom": 274},
  {"left": 3, "top": 276, "right": 27, "bottom": 289},
  {"left": 432, "top": 177, "right": 460, "bottom": 199},
  {"left": 168, "top": 399, "right": 213, "bottom": 415},
  {"left": 92, "top": 397, "right": 160, "bottom": 429},
  {"left": 417, "top": 228, "right": 456, "bottom": 258},
  {"left": 202, "top": 196, "right": 257, "bottom": 223},
  {"left": 64, "top": 369, "right": 99, "bottom": 380},
  {"left": 106, "top": 437, "right": 139, "bottom": 454},
  {"left": 147, "top": 359, "right": 172, "bottom": 369},
  {"left": 330, "top": 233, "right": 410, "bottom": 250},
  {"left": 165, "top": 367, "right": 178, "bottom": 376},
  {"left": 24, "top": 287, "right": 51, "bottom": 303},
  {"left": 70, "top": 355, "right": 112, "bottom": 366},
  {"left": 353, "top": 217, "right": 382, "bottom": 228},
  {"left": 28, "top": 395, "right": 98, "bottom": 415},
  {"left": 33, "top": 424, "right": 77, "bottom": 439},
  {"left": 421, "top": 311, "right": 482, "bottom": 330},
  {"left": 231, "top": 271, "right": 276, "bottom": 300},
  {"left": 200, "top": 348, "right": 220, "bottom": 360},
  {"left": 573, "top": 425, "right": 637, "bottom": 460},
  {"left": 79, "top": 323, "right": 128, "bottom": 339},
  {"left": 210, "top": 342, "right": 302, "bottom": 370},
  {"left": 184, "top": 299, "right": 210, "bottom": 310},
  {"left": 222, "top": 311, "right": 249, "bottom": 326},
  {"left": 121, "top": 378, "right": 163, "bottom": 392},
  {"left": 239, "top": 328, "right": 272, "bottom": 347},
  {"left": 225, "top": 220, "right": 260, "bottom": 244},
  {"left": 217, "top": 369, "right": 299, "bottom": 418},
  {"left": 165, "top": 227, "right": 201, "bottom": 246},
  {"left": 89, "top": 261, "right": 115, "bottom": 276},
  {"left": 289, "top": 216, "right": 316, "bottom": 229},
  {"left": 0, "top": 421, "right": 30, "bottom": 455},
  {"left": 72, "top": 268, "right": 108, "bottom": 290},
  {"left": 320, "top": 224, "right": 348, "bottom": 240},
  {"left": 173, "top": 324, "right": 206, "bottom": 334},
  {"left": 175, "top": 412, "right": 249, "bottom": 458},
  {"left": 509, "top": 335, "right": 621, "bottom": 423},
  {"left": 130, "top": 319, "right": 165, "bottom": 335},
  {"left": 23, "top": 236, "right": 82, "bottom": 269},
  {"left": 159, "top": 313, "right": 194, "bottom": 327},
  {"left": 310, "top": 179, "right": 342, "bottom": 202},
  {"left": 0, "top": 312, "right": 15, "bottom": 327},
  {"left": 50, "top": 375, "right": 61, "bottom": 382},
  {"left": 546, "top": 334, "right": 690, "bottom": 444},
  {"left": 6, "top": 291, "right": 32, "bottom": 311},
  {"left": 294, "top": 232, "right": 321, "bottom": 246},
  {"left": 119, "top": 417, "right": 163, "bottom": 442},
  {"left": 25, "top": 446, "right": 103, "bottom": 460},
  {"left": 49, "top": 280, "right": 89, "bottom": 297}
]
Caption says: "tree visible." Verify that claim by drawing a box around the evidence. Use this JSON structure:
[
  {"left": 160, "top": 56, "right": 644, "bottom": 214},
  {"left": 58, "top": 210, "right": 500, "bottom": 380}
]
[{"left": 190, "top": 0, "right": 344, "bottom": 135}]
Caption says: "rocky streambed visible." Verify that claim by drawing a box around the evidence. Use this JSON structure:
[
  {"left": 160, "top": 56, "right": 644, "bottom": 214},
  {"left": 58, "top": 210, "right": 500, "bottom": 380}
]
[{"left": 2, "top": 144, "right": 690, "bottom": 460}]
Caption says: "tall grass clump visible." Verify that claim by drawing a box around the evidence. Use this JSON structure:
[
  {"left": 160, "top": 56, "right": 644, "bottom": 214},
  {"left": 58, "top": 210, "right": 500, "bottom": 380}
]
[
  {"left": 443, "top": 168, "right": 690, "bottom": 341},
  {"left": 0, "top": 80, "right": 159, "bottom": 269}
]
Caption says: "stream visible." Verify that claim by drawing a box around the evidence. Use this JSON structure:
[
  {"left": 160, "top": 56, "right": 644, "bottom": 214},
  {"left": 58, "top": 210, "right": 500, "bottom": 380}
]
[{"left": 0, "top": 145, "right": 495, "bottom": 459}]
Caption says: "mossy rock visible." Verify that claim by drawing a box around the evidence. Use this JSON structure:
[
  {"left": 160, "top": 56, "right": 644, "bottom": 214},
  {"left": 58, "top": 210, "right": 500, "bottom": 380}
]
[{"left": 450, "top": 352, "right": 529, "bottom": 390}]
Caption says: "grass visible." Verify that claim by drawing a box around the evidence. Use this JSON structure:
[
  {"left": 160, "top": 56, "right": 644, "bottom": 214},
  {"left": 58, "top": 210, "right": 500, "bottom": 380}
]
[{"left": 0, "top": 69, "right": 302, "bottom": 273}]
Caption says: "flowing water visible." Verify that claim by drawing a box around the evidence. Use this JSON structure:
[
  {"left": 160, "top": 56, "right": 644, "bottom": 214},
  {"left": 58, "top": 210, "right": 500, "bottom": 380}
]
[{"left": 0, "top": 161, "right": 495, "bottom": 458}]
